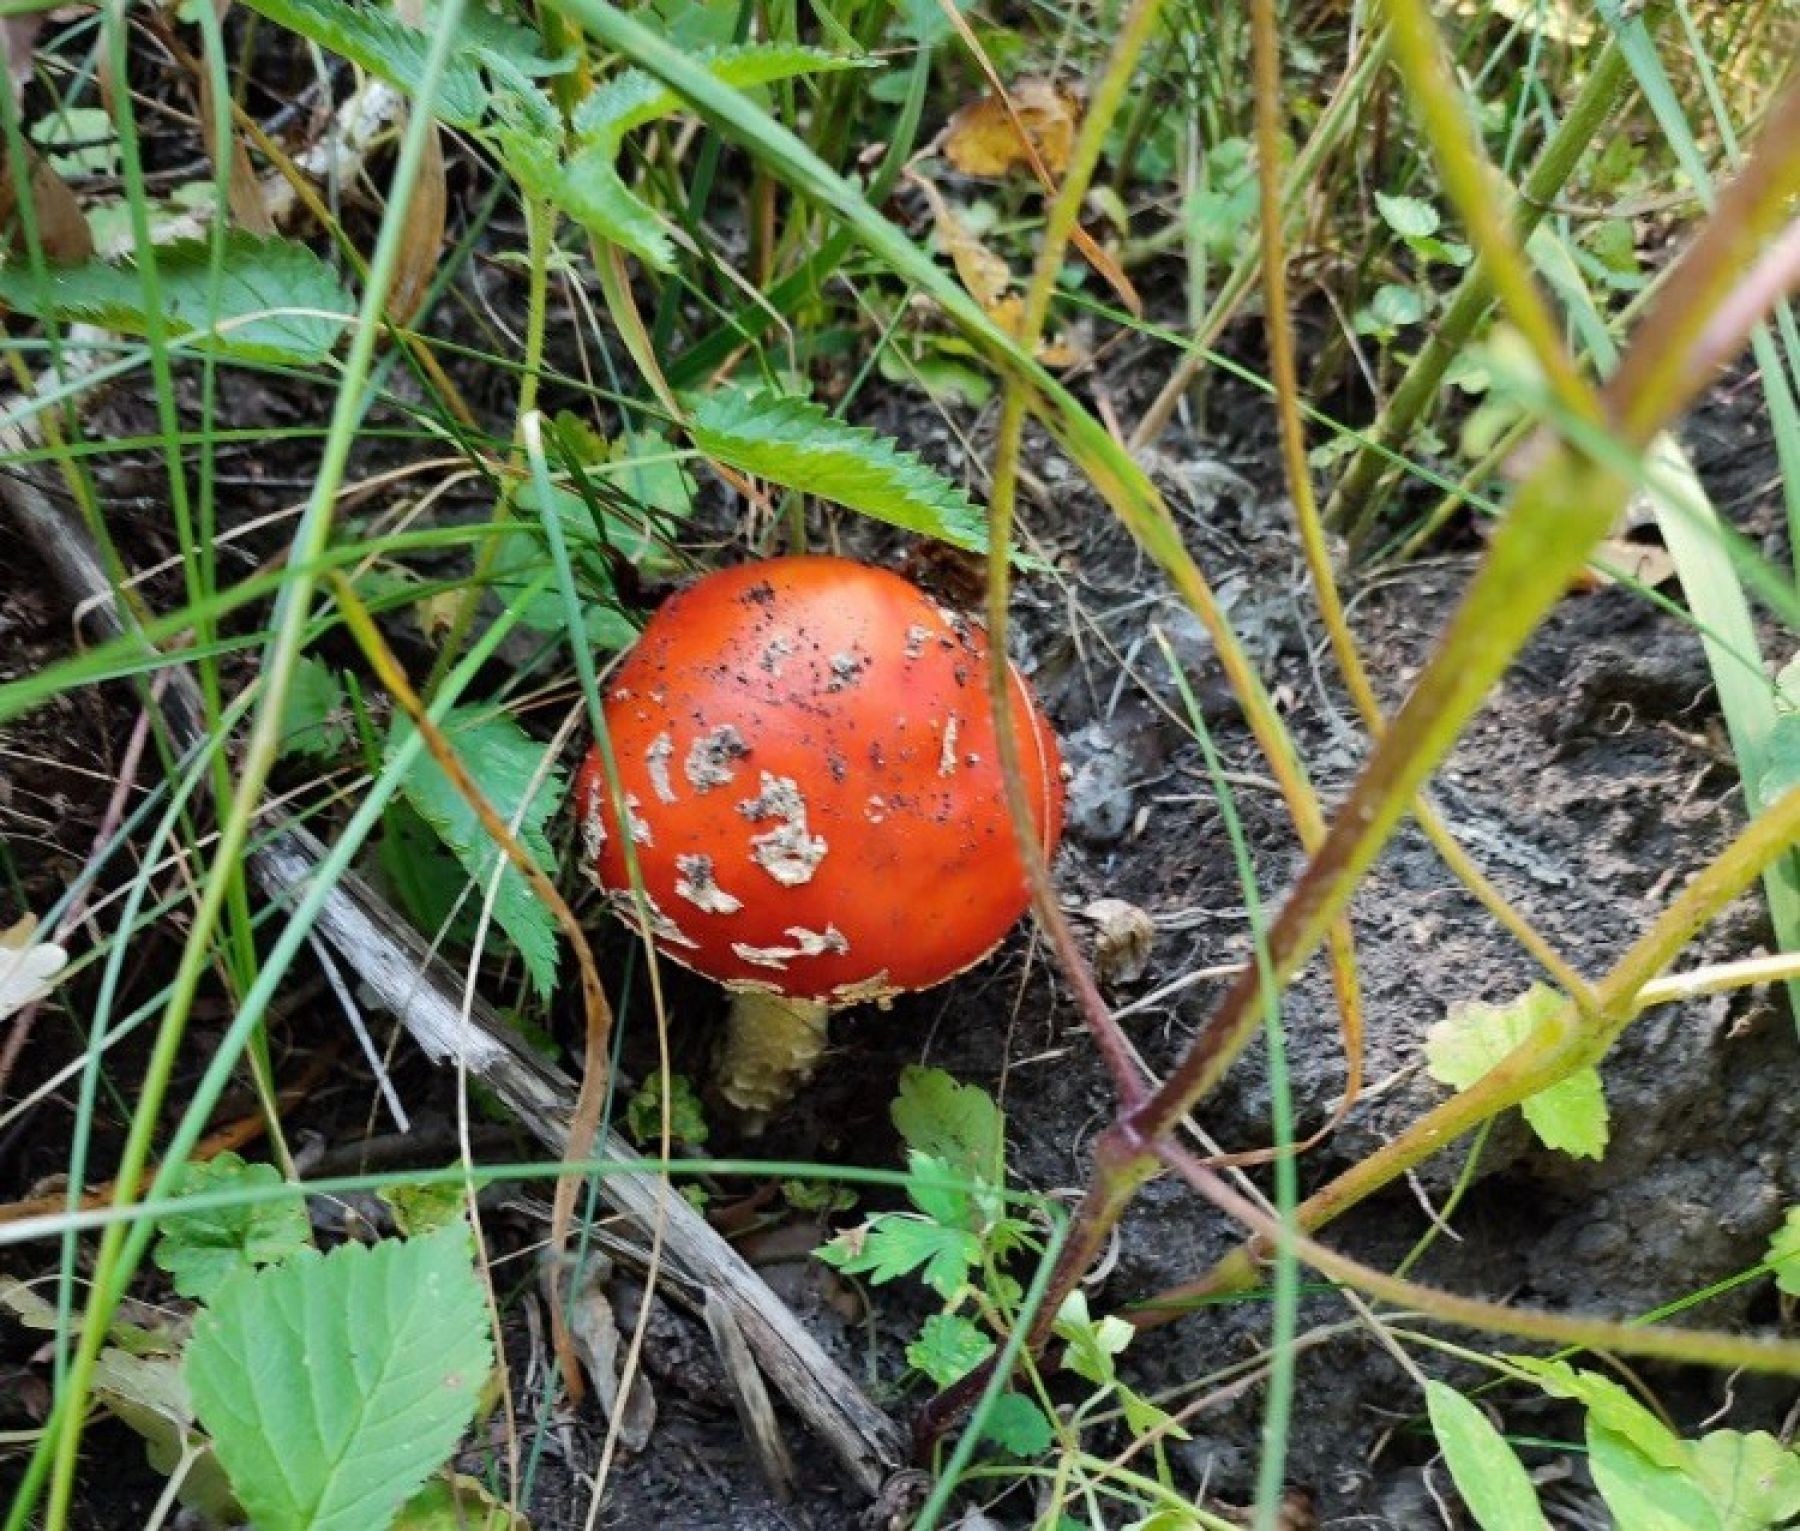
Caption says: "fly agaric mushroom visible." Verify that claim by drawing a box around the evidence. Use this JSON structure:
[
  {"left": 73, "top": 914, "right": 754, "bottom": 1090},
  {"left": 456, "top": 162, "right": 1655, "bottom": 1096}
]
[{"left": 575, "top": 555, "right": 1063, "bottom": 1123}]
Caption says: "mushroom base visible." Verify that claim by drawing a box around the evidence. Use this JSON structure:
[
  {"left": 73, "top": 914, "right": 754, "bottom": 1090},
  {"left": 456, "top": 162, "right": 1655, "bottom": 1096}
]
[{"left": 717, "top": 988, "right": 831, "bottom": 1129}]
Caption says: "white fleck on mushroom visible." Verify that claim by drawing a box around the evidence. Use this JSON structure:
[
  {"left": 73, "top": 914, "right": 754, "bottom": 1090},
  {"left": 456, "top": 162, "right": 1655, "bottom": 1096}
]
[
  {"left": 674, "top": 853, "right": 744, "bottom": 915},
  {"left": 731, "top": 925, "right": 850, "bottom": 970},
  {"left": 646, "top": 732, "right": 678, "bottom": 804},
  {"left": 684, "top": 723, "right": 750, "bottom": 791},
  {"left": 939, "top": 715, "right": 960, "bottom": 777},
  {"left": 738, "top": 771, "right": 828, "bottom": 886},
  {"left": 622, "top": 793, "right": 655, "bottom": 845},
  {"left": 903, "top": 624, "right": 932, "bottom": 659}
]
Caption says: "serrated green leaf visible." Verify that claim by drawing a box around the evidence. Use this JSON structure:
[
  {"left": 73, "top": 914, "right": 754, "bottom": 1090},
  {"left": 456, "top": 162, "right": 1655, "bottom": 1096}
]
[
  {"left": 151, "top": 1152, "right": 312, "bottom": 1303},
  {"left": 905, "top": 1312, "right": 995, "bottom": 1386},
  {"left": 892, "top": 1066, "right": 1005, "bottom": 1184},
  {"left": 1691, "top": 1430, "right": 1800, "bottom": 1531},
  {"left": 1588, "top": 1420, "right": 1722, "bottom": 1531},
  {"left": 1425, "top": 1380, "right": 1550, "bottom": 1531},
  {"left": 0, "top": 233, "right": 354, "bottom": 365},
  {"left": 1375, "top": 190, "right": 1441, "bottom": 240},
  {"left": 624, "top": 1070, "right": 710, "bottom": 1148},
  {"left": 1425, "top": 985, "right": 1609, "bottom": 1158},
  {"left": 504, "top": 46, "right": 868, "bottom": 268},
  {"left": 387, "top": 708, "right": 565, "bottom": 998},
  {"left": 238, "top": 0, "right": 555, "bottom": 130},
  {"left": 816, "top": 1214, "right": 981, "bottom": 1297},
  {"left": 979, "top": 1392, "right": 1054, "bottom": 1456},
  {"left": 1765, "top": 1206, "right": 1800, "bottom": 1296},
  {"left": 688, "top": 388, "right": 991, "bottom": 553},
  {"left": 186, "top": 1225, "right": 492, "bottom": 1531},
  {"left": 905, "top": 1149, "right": 977, "bottom": 1229},
  {"left": 1509, "top": 1357, "right": 1684, "bottom": 1468},
  {"left": 281, "top": 656, "right": 352, "bottom": 761}
]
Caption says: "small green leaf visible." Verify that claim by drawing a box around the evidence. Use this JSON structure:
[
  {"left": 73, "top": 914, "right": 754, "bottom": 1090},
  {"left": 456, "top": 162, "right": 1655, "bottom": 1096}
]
[
  {"left": 32, "top": 106, "right": 117, "bottom": 177},
  {"left": 393, "top": 1472, "right": 528, "bottom": 1529},
  {"left": 1053, "top": 1290, "right": 1133, "bottom": 1388},
  {"left": 152, "top": 1152, "right": 311, "bottom": 1303},
  {"left": 1587, "top": 1420, "right": 1721, "bottom": 1531},
  {"left": 891, "top": 1066, "right": 1006, "bottom": 1187},
  {"left": 816, "top": 1214, "right": 981, "bottom": 1297},
  {"left": 1375, "top": 190, "right": 1441, "bottom": 240},
  {"left": 1765, "top": 1206, "right": 1800, "bottom": 1296},
  {"left": 281, "top": 656, "right": 352, "bottom": 761},
  {"left": 93, "top": 1348, "right": 242, "bottom": 1524},
  {"left": 1425, "top": 1380, "right": 1550, "bottom": 1531},
  {"left": 503, "top": 47, "right": 867, "bottom": 269},
  {"left": 979, "top": 1392, "right": 1055, "bottom": 1456},
  {"left": 1425, "top": 985, "right": 1609, "bottom": 1158},
  {"left": 905, "top": 1312, "right": 995, "bottom": 1386},
  {"left": 1691, "top": 1430, "right": 1800, "bottom": 1530},
  {"left": 1353, "top": 282, "right": 1427, "bottom": 337},
  {"left": 624, "top": 1070, "right": 710, "bottom": 1148},
  {"left": 388, "top": 707, "right": 565, "bottom": 998},
  {"left": 1508, "top": 1357, "right": 1684, "bottom": 1468},
  {"left": 377, "top": 1179, "right": 469, "bottom": 1238},
  {"left": 1762, "top": 714, "right": 1800, "bottom": 805},
  {"left": 687, "top": 389, "right": 991, "bottom": 554},
  {"left": 0, "top": 233, "right": 354, "bottom": 366},
  {"left": 186, "top": 1225, "right": 492, "bottom": 1531},
  {"left": 905, "top": 1149, "right": 977, "bottom": 1230}
]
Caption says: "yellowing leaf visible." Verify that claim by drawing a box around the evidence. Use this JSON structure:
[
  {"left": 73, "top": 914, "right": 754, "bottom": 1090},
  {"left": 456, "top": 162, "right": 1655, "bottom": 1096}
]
[
  {"left": 933, "top": 200, "right": 1011, "bottom": 308},
  {"left": 1424, "top": 984, "right": 1609, "bottom": 1159},
  {"left": 944, "top": 78, "right": 1078, "bottom": 178}
]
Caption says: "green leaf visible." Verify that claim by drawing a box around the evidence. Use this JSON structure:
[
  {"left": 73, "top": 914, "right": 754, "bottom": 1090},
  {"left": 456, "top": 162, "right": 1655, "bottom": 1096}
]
[
  {"left": 978, "top": 1392, "right": 1054, "bottom": 1457},
  {"left": 0, "top": 233, "right": 354, "bottom": 366},
  {"left": 904, "top": 1149, "right": 977, "bottom": 1230},
  {"left": 1375, "top": 190, "right": 1441, "bottom": 240},
  {"left": 502, "top": 46, "right": 867, "bottom": 269},
  {"left": 1425, "top": 985, "right": 1609, "bottom": 1158},
  {"left": 32, "top": 106, "right": 118, "bottom": 177},
  {"left": 1765, "top": 1206, "right": 1800, "bottom": 1296},
  {"left": 237, "top": 0, "right": 545, "bottom": 130},
  {"left": 624, "top": 1070, "right": 710, "bottom": 1148},
  {"left": 816, "top": 1214, "right": 981, "bottom": 1298},
  {"left": 892, "top": 1066, "right": 1006, "bottom": 1184},
  {"left": 1353, "top": 282, "right": 1427, "bottom": 337},
  {"left": 393, "top": 1472, "right": 528, "bottom": 1529},
  {"left": 1052, "top": 1290, "right": 1133, "bottom": 1389},
  {"left": 1762, "top": 714, "right": 1800, "bottom": 804},
  {"left": 388, "top": 708, "right": 565, "bottom": 998},
  {"left": 186, "top": 1224, "right": 493, "bottom": 1531},
  {"left": 151, "top": 1152, "right": 312, "bottom": 1303},
  {"left": 1425, "top": 1380, "right": 1550, "bottom": 1531},
  {"left": 1588, "top": 1420, "right": 1722, "bottom": 1531},
  {"left": 687, "top": 388, "right": 990, "bottom": 554},
  {"left": 377, "top": 1179, "right": 469, "bottom": 1238},
  {"left": 905, "top": 1312, "right": 995, "bottom": 1386},
  {"left": 1509, "top": 1357, "right": 1684, "bottom": 1468},
  {"left": 281, "top": 656, "right": 352, "bottom": 761},
  {"left": 1691, "top": 1430, "right": 1800, "bottom": 1531}
]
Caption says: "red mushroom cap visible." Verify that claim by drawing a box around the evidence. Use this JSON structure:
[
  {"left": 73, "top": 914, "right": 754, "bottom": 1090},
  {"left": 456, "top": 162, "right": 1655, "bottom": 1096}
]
[{"left": 575, "top": 556, "right": 1064, "bottom": 1004}]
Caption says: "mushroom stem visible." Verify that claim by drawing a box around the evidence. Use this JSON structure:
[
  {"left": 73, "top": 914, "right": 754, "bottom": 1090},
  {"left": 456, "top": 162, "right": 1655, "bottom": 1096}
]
[{"left": 717, "top": 989, "right": 832, "bottom": 1128}]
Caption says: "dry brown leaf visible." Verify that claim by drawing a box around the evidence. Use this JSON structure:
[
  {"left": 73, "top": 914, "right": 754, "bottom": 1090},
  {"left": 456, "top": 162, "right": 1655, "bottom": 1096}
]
[
  {"left": 945, "top": 78, "right": 1078, "bottom": 179},
  {"left": 0, "top": 147, "right": 94, "bottom": 264},
  {"left": 197, "top": 67, "right": 274, "bottom": 236},
  {"left": 1584, "top": 538, "right": 1677, "bottom": 590},
  {"left": 934, "top": 203, "right": 1011, "bottom": 309}
]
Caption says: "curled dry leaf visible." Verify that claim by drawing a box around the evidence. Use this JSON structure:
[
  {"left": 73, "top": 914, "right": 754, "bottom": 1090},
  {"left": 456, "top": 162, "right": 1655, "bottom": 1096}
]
[
  {"left": 0, "top": 915, "right": 68, "bottom": 1023},
  {"left": 1082, "top": 897, "right": 1155, "bottom": 986},
  {"left": 544, "top": 1252, "right": 657, "bottom": 1453},
  {"left": 385, "top": 0, "right": 447, "bottom": 328},
  {"left": 945, "top": 78, "right": 1078, "bottom": 179}
]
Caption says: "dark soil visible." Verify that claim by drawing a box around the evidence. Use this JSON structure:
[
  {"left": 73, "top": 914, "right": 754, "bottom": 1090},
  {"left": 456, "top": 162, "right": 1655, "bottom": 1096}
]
[{"left": 3, "top": 194, "right": 1797, "bottom": 1531}]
